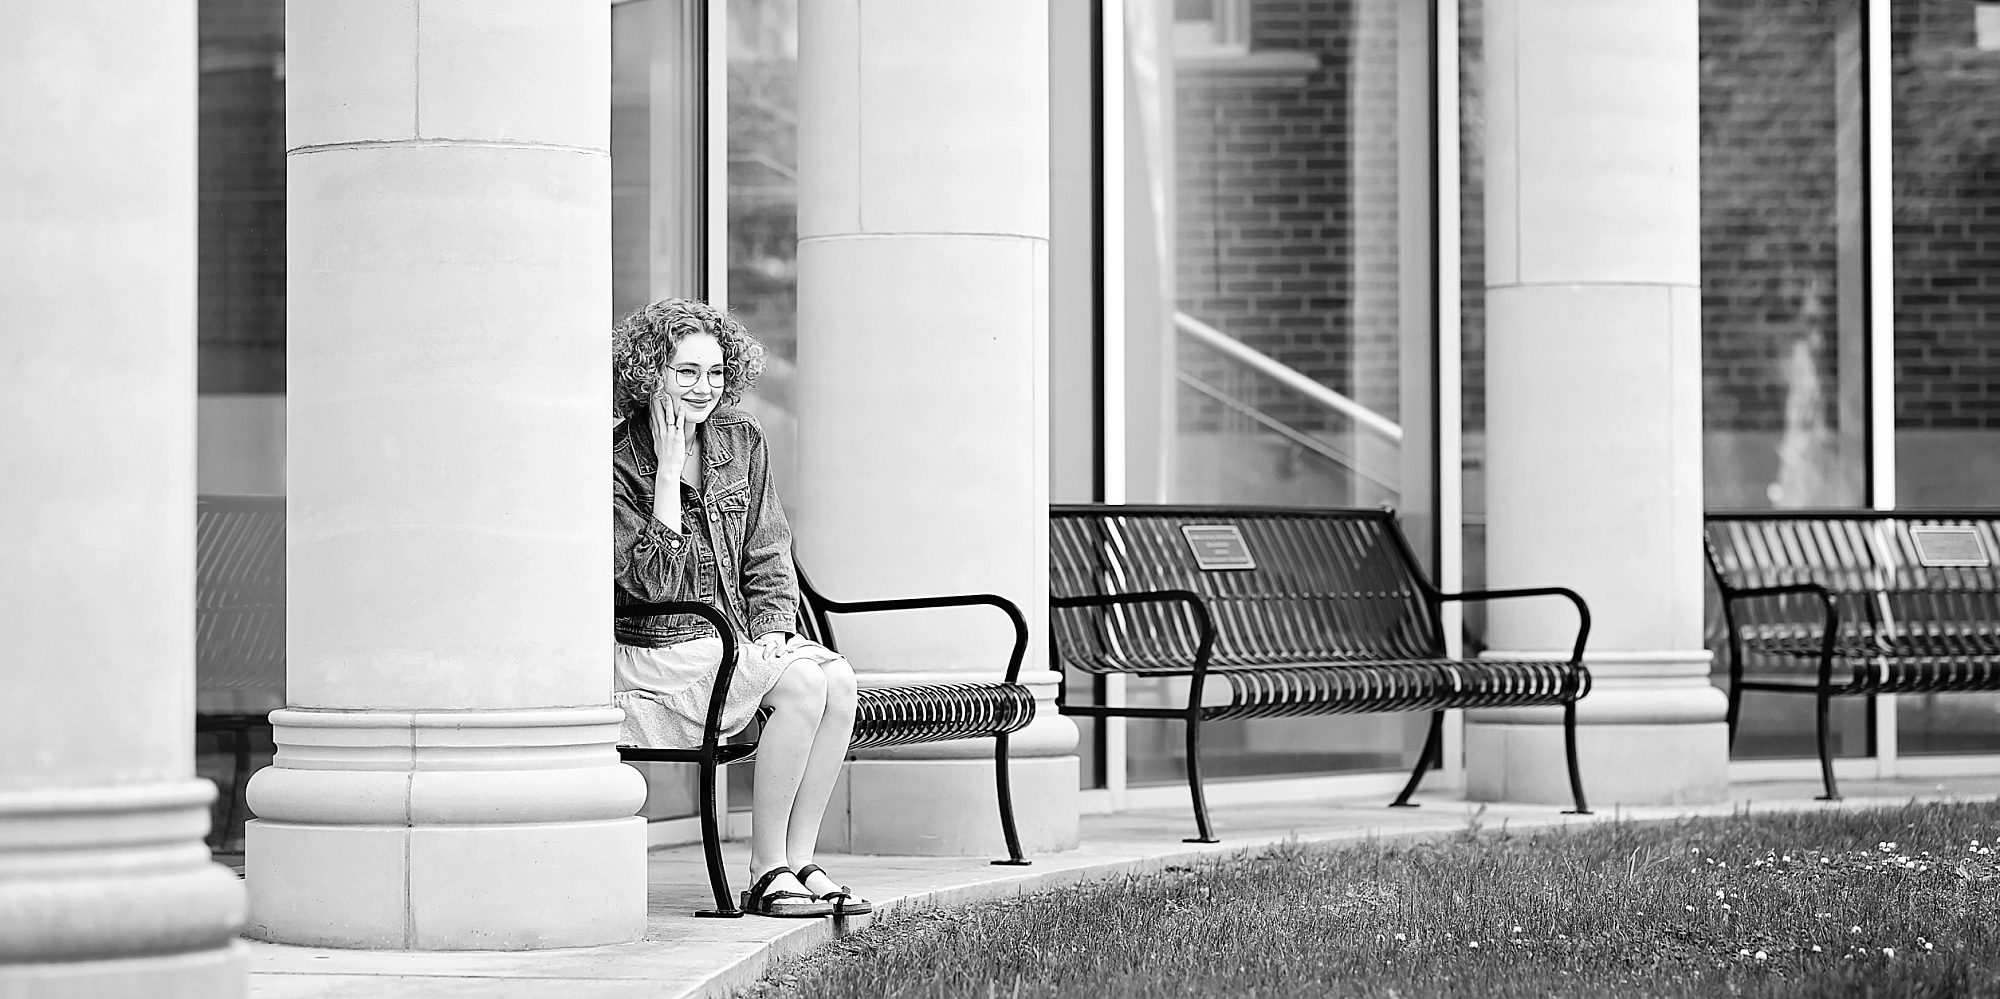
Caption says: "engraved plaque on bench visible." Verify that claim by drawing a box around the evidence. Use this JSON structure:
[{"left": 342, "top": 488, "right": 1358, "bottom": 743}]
[
  {"left": 1181, "top": 525, "right": 1256, "bottom": 571},
  {"left": 1910, "top": 526, "right": 1990, "bottom": 568}
]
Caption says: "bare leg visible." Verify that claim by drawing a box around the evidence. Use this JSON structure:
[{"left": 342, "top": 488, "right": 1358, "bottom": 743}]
[
  {"left": 749, "top": 659, "right": 826, "bottom": 896},
  {"left": 789, "top": 655, "right": 858, "bottom": 889}
]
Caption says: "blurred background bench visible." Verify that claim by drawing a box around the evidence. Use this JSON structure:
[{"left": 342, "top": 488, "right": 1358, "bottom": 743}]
[
  {"left": 1706, "top": 509, "right": 2000, "bottom": 800},
  {"left": 195, "top": 494, "right": 285, "bottom": 850}
]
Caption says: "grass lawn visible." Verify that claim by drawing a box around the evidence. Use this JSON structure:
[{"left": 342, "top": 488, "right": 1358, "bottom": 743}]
[{"left": 738, "top": 801, "right": 2000, "bottom": 998}]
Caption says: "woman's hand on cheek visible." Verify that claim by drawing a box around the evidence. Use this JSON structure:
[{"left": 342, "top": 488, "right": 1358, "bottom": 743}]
[{"left": 650, "top": 391, "right": 685, "bottom": 477}]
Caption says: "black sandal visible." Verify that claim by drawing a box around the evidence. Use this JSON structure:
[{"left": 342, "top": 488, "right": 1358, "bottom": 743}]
[
  {"left": 797, "top": 863, "right": 874, "bottom": 915},
  {"left": 739, "top": 866, "right": 833, "bottom": 918}
]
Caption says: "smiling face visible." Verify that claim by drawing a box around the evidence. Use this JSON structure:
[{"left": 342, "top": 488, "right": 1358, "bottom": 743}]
[{"left": 661, "top": 333, "right": 726, "bottom": 424}]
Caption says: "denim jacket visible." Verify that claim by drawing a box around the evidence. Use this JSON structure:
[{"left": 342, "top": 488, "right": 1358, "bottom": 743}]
[{"left": 613, "top": 405, "right": 798, "bottom": 647}]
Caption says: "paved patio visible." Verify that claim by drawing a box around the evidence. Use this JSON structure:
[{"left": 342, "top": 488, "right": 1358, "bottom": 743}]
[{"left": 241, "top": 775, "right": 2000, "bottom": 998}]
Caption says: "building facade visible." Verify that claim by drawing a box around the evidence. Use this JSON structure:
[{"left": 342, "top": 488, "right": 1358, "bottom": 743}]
[{"left": 6, "top": 0, "right": 2000, "bottom": 993}]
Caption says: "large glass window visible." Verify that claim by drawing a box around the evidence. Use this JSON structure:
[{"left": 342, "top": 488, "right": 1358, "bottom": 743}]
[
  {"left": 612, "top": 1, "right": 706, "bottom": 319},
  {"left": 615, "top": 0, "right": 804, "bottom": 822},
  {"left": 1891, "top": 0, "right": 2000, "bottom": 755},
  {"left": 611, "top": 0, "right": 712, "bottom": 823},
  {"left": 1460, "top": 0, "right": 1486, "bottom": 633},
  {"left": 722, "top": 0, "right": 800, "bottom": 813},
  {"left": 196, "top": 0, "right": 287, "bottom": 855},
  {"left": 727, "top": 0, "right": 801, "bottom": 502},
  {"left": 1120, "top": 0, "right": 1433, "bottom": 785},
  {"left": 200, "top": 0, "right": 286, "bottom": 399},
  {"left": 1700, "top": 0, "right": 1872, "bottom": 761}
]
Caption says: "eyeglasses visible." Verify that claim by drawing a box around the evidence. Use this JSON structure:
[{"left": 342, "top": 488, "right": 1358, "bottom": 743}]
[{"left": 670, "top": 366, "right": 727, "bottom": 389}]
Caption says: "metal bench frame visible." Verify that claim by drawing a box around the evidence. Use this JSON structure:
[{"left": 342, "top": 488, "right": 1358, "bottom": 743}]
[
  {"left": 1705, "top": 509, "right": 2000, "bottom": 801},
  {"left": 1051, "top": 504, "right": 1594, "bottom": 842},
  {"left": 618, "top": 566, "right": 1035, "bottom": 918},
  {"left": 195, "top": 494, "right": 287, "bottom": 851}
]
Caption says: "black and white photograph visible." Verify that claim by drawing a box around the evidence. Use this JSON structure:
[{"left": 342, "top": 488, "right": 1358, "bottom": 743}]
[{"left": 6, "top": 1, "right": 2000, "bottom": 996}]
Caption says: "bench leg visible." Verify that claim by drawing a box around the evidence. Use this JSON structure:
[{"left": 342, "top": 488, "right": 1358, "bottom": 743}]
[
  {"left": 198, "top": 726, "right": 229, "bottom": 852},
  {"left": 1389, "top": 711, "right": 1443, "bottom": 808},
  {"left": 693, "top": 758, "right": 743, "bottom": 918},
  {"left": 1183, "top": 714, "right": 1218, "bottom": 844},
  {"left": 989, "top": 732, "right": 1031, "bottom": 866},
  {"left": 1562, "top": 700, "right": 1591, "bottom": 815},
  {"left": 223, "top": 723, "right": 255, "bottom": 849},
  {"left": 1724, "top": 675, "right": 1744, "bottom": 750},
  {"left": 1814, "top": 687, "right": 1841, "bottom": 802}
]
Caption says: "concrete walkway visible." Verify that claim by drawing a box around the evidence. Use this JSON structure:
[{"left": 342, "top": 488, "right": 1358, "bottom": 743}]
[{"left": 242, "top": 775, "right": 2000, "bottom": 998}]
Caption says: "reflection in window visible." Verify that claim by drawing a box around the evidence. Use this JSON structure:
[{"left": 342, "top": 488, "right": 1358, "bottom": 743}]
[
  {"left": 1700, "top": 0, "right": 1872, "bottom": 761},
  {"left": 723, "top": 0, "right": 800, "bottom": 814},
  {"left": 613, "top": 0, "right": 706, "bottom": 319},
  {"left": 611, "top": 0, "right": 709, "bottom": 823},
  {"left": 196, "top": 0, "right": 287, "bottom": 855},
  {"left": 1701, "top": 0, "right": 1866, "bottom": 512},
  {"left": 1127, "top": 0, "right": 1427, "bottom": 785},
  {"left": 727, "top": 0, "right": 800, "bottom": 507},
  {"left": 1891, "top": 0, "right": 2000, "bottom": 755},
  {"left": 200, "top": 0, "right": 285, "bottom": 396},
  {"left": 728, "top": 0, "right": 798, "bottom": 364}
]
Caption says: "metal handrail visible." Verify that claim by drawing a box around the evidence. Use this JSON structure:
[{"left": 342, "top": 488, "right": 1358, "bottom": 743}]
[
  {"left": 1173, "top": 311, "right": 1403, "bottom": 443},
  {"left": 1177, "top": 370, "right": 1399, "bottom": 491}
]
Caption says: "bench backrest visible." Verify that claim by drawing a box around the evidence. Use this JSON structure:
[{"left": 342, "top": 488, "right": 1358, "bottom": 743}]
[
  {"left": 1050, "top": 505, "right": 1443, "bottom": 672},
  {"left": 1705, "top": 510, "right": 2000, "bottom": 642},
  {"left": 196, "top": 494, "right": 287, "bottom": 715}
]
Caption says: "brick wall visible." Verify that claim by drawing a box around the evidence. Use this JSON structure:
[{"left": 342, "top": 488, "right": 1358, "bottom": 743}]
[
  {"left": 1892, "top": 0, "right": 2000, "bottom": 430},
  {"left": 1699, "top": 0, "right": 1846, "bottom": 437}
]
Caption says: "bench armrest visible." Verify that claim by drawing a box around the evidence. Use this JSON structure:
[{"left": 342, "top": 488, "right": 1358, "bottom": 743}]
[
  {"left": 1051, "top": 590, "right": 1217, "bottom": 686},
  {"left": 1437, "top": 586, "right": 1592, "bottom": 664},
  {"left": 1713, "top": 582, "right": 1842, "bottom": 682},
  {"left": 809, "top": 591, "right": 1030, "bottom": 684},
  {"left": 616, "top": 600, "right": 740, "bottom": 751}
]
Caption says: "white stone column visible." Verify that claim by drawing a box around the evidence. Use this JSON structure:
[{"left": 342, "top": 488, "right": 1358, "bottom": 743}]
[
  {"left": 793, "top": 0, "right": 1079, "bottom": 856},
  {"left": 0, "top": 3, "right": 248, "bottom": 995},
  {"left": 1473, "top": 0, "right": 1727, "bottom": 807},
  {"left": 244, "top": 0, "right": 646, "bottom": 948}
]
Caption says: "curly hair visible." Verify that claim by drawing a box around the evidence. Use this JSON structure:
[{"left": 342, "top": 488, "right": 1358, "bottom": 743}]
[{"left": 611, "top": 298, "right": 767, "bottom": 416}]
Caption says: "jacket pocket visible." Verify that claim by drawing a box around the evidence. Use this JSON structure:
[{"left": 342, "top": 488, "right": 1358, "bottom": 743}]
[{"left": 711, "top": 489, "right": 750, "bottom": 561}]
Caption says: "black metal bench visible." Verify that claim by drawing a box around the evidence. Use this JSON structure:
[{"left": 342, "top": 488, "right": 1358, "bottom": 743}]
[
  {"left": 195, "top": 494, "right": 287, "bottom": 850},
  {"left": 618, "top": 567, "right": 1036, "bottom": 918},
  {"left": 1705, "top": 509, "right": 2000, "bottom": 801},
  {"left": 1049, "top": 505, "right": 1594, "bottom": 841}
]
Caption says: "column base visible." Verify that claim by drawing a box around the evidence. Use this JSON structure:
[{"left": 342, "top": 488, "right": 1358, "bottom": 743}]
[
  {"left": 0, "top": 943, "right": 247, "bottom": 999},
  {"left": 1465, "top": 718, "right": 1729, "bottom": 807},
  {"left": 826, "top": 756, "right": 1078, "bottom": 857},
  {"left": 245, "top": 817, "right": 645, "bottom": 949},
  {"left": 1466, "top": 651, "right": 1730, "bottom": 807},
  {"left": 244, "top": 707, "right": 647, "bottom": 949},
  {"left": 0, "top": 780, "right": 246, "bottom": 996}
]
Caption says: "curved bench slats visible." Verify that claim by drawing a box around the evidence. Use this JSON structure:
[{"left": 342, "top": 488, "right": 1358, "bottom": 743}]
[
  {"left": 1051, "top": 505, "right": 1594, "bottom": 841},
  {"left": 851, "top": 683, "right": 1037, "bottom": 750},
  {"left": 616, "top": 567, "right": 1036, "bottom": 916}
]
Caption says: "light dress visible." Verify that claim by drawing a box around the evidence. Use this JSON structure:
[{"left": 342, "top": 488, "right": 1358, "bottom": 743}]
[{"left": 613, "top": 633, "right": 842, "bottom": 749}]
